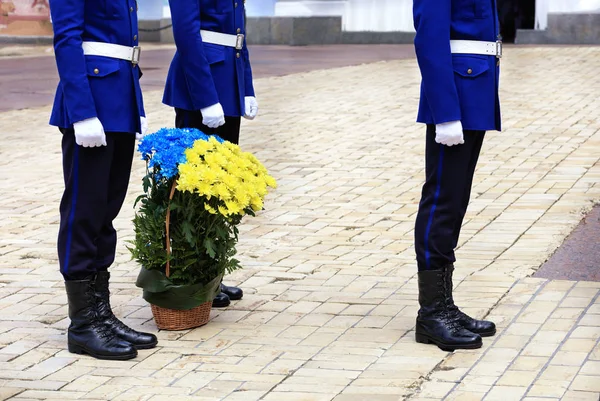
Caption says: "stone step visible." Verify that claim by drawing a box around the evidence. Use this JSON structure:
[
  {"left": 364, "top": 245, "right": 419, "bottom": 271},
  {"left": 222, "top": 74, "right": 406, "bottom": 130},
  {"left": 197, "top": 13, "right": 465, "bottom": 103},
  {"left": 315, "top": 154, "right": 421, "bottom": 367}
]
[{"left": 517, "top": 12, "right": 600, "bottom": 44}]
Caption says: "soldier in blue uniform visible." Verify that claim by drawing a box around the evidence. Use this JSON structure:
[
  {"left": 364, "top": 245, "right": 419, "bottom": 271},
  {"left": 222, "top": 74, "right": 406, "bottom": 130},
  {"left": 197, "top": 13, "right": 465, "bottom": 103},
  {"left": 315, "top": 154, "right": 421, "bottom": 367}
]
[
  {"left": 163, "top": 0, "right": 258, "bottom": 307},
  {"left": 412, "top": 0, "right": 501, "bottom": 351},
  {"left": 50, "top": 0, "right": 157, "bottom": 359}
]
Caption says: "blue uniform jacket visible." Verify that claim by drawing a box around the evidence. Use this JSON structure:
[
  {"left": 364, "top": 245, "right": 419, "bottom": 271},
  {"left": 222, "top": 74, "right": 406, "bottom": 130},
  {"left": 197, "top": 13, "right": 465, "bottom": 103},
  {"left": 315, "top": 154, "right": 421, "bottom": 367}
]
[
  {"left": 163, "top": 0, "right": 255, "bottom": 117},
  {"left": 49, "top": 0, "right": 144, "bottom": 133},
  {"left": 413, "top": 0, "right": 501, "bottom": 131}
]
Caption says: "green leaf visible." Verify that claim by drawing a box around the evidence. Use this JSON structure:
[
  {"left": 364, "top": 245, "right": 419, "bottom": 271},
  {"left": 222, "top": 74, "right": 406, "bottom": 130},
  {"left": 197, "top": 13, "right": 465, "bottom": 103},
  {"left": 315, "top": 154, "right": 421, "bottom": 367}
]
[{"left": 203, "top": 238, "right": 216, "bottom": 258}]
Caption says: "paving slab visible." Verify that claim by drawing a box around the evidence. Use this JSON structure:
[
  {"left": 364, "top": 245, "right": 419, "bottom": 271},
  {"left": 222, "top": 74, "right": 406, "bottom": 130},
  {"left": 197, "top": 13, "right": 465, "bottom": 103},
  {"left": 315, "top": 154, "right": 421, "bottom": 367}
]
[
  {"left": 0, "top": 45, "right": 599, "bottom": 400},
  {"left": 0, "top": 44, "right": 415, "bottom": 112}
]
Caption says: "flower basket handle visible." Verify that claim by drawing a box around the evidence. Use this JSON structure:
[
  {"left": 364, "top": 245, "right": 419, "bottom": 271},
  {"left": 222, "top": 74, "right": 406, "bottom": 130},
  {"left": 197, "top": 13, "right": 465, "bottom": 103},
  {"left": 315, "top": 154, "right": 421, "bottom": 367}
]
[{"left": 165, "top": 178, "right": 178, "bottom": 278}]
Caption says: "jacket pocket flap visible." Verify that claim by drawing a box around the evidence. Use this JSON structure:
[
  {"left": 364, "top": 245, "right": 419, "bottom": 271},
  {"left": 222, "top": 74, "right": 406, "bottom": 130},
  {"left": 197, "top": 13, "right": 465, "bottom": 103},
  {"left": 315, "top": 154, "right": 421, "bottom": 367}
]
[
  {"left": 203, "top": 43, "right": 226, "bottom": 65},
  {"left": 452, "top": 56, "right": 490, "bottom": 78},
  {"left": 86, "top": 56, "right": 122, "bottom": 77}
]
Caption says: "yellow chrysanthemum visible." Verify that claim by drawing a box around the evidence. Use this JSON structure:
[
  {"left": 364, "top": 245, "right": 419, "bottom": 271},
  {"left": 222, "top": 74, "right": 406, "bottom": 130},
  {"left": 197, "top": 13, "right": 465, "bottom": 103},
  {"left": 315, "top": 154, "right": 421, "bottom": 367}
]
[
  {"left": 250, "top": 197, "right": 263, "bottom": 211},
  {"left": 265, "top": 175, "right": 277, "bottom": 188},
  {"left": 176, "top": 138, "right": 276, "bottom": 219}
]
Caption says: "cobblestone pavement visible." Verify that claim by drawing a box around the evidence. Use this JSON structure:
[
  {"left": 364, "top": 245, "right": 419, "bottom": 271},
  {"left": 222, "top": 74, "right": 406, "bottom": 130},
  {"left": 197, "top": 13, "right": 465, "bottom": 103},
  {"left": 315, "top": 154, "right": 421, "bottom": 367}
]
[
  {"left": 0, "top": 46, "right": 599, "bottom": 400},
  {"left": 0, "top": 44, "right": 415, "bottom": 112}
]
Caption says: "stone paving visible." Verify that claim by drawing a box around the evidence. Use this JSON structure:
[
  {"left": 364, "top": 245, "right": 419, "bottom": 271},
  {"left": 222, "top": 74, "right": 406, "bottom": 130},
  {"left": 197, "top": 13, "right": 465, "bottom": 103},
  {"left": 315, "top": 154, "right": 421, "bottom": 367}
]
[{"left": 0, "top": 46, "right": 599, "bottom": 400}]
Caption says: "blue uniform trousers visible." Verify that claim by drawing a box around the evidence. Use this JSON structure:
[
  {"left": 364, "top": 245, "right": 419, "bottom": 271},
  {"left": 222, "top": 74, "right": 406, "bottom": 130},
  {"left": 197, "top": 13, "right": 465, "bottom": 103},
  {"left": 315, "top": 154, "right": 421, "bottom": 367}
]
[
  {"left": 415, "top": 125, "right": 485, "bottom": 271},
  {"left": 175, "top": 108, "right": 241, "bottom": 145},
  {"left": 58, "top": 130, "right": 135, "bottom": 280}
]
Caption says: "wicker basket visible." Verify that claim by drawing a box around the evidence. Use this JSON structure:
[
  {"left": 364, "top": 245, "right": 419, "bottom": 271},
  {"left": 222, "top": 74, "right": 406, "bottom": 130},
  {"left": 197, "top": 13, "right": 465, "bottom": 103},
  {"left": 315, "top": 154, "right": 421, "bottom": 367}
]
[
  {"left": 150, "top": 302, "right": 213, "bottom": 331},
  {"left": 148, "top": 180, "right": 215, "bottom": 331}
]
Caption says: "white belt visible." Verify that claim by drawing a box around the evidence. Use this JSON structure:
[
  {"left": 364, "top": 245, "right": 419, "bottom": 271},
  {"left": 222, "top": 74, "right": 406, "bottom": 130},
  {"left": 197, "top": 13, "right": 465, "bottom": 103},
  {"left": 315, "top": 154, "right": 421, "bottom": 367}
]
[
  {"left": 200, "top": 30, "right": 244, "bottom": 50},
  {"left": 450, "top": 40, "right": 502, "bottom": 58},
  {"left": 82, "top": 42, "right": 141, "bottom": 65}
]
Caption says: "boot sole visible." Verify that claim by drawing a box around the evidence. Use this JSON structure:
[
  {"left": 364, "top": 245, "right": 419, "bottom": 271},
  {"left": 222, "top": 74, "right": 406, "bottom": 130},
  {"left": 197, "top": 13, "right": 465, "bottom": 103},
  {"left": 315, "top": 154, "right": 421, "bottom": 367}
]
[
  {"left": 477, "top": 329, "right": 496, "bottom": 338},
  {"left": 68, "top": 343, "right": 138, "bottom": 360},
  {"left": 415, "top": 332, "right": 482, "bottom": 352},
  {"left": 133, "top": 340, "right": 158, "bottom": 350}
]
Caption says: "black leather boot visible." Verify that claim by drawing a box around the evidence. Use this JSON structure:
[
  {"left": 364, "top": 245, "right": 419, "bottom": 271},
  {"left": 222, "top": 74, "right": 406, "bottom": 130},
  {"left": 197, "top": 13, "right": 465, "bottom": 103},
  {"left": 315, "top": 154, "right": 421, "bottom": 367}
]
[
  {"left": 65, "top": 279, "right": 137, "bottom": 360},
  {"left": 444, "top": 265, "right": 496, "bottom": 337},
  {"left": 416, "top": 269, "right": 482, "bottom": 351},
  {"left": 212, "top": 291, "right": 231, "bottom": 308},
  {"left": 94, "top": 272, "right": 158, "bottom": 350},
  {"left": 220, "top": 283, "right": 243, "bottom": 301}
]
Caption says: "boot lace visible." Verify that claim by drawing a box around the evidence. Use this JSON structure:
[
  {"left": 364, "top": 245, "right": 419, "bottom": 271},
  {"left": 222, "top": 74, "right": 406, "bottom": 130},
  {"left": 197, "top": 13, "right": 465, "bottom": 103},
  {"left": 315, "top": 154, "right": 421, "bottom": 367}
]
[
  {"left": 438, "top": 278, "right": 464, "bottom": 334},
  {"left": 98, "top": 291, "right": 136, "bottom": 334},
  {"left": 86, "top": 284, "right": 117, "bottom": 340}
]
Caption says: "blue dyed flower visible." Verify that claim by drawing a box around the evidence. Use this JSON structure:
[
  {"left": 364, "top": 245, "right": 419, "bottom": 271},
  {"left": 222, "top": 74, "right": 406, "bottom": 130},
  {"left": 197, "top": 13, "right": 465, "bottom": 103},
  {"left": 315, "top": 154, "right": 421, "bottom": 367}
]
[{"left": 137, "top": 128, "right": 224, "bottom": 180}]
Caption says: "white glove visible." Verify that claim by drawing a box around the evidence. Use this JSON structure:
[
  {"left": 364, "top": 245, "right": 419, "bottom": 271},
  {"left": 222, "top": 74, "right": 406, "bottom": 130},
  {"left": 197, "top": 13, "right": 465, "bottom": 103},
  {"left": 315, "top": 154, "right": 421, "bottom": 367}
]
[
  {"left": 244, "top": 96, "right": 258, "bottom": 120},
  {"left": 200, "top": 103, "right": 226, "bottom": 129},
  {"left": 435, "top": 120, "right": 464, "bottom": 146},
  {"left": 136, "top": 116, "right": 148, "bottom": 140},
  {"left": 73, "top": 117, "right": 106, "bottom": 147}
]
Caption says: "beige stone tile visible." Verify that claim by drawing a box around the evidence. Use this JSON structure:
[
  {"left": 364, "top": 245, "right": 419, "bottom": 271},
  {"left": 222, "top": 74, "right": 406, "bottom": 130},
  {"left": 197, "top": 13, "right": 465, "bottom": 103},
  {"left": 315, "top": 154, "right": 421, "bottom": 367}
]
[
  {"left": 510, "top": 356, "right": 548, "bottom": 372},
  {"left": 262, "top": 359, "right": 307, "bottom": 375},
  {"left": 493, "top": 335, "right": 531, "bottom": 350},
  {"left": 442, "top": 352, "right": 484, "bottom": 369},
  {"left": 571, "top": 326, "right": 600, "bottom": 339},
  {"left": 531, "top": 330, "right": 569, "bottom": 344},
  {"left": 324, "top": 315, "right": 362, "bottom": 329},
  {"left": 561, "top": 298, "right": 594, "bottom": 308},
  {"left": 463, "top": 375, "right": 502, "bottom": 388},
  {"left": 0, "top": 387, "right": 24, "bottom": 400},
  {"left": 504, "top": 323, "right": 541, "bottom": 336},
  {"left": 569, "top": 287, "right": 600, "bottom": 297},
  {"left": 550, "top": 308, "right": 584, "bottom": 320},
  {"left": 296, "top": 314, "right": 334, "bottom": 327},
  {"left": 80, "top": 384, "right": 136, "bottom": 400},
  {"left": 411, "top": 381, "right": 456, "bottom": 398},
  {"left": 480, "top": 348, "right": 519, "bottom": 364},
  {"left": 540, "top": 319, "right": 576, "bottom": 331},
  {"left": 257, "top": 301, "right": 293, "bottom": 312},
  {"left": 285, "top": 301, "right": 323, "bottom": 314},
  {"left": 4, "top": 380, "right": 67, "bottom": 391},
  {"left": 538, "top": 365, "right": 580, "bottom": 382},
  {"left": 312, "top": 303, "right": 349, "bottom": 315},
  {"left": 12, "top": 390, "right": 86, "bottom": 399},
  {"left": 332, "top": 395, "right": 400, "bottom": 401},
  {"left": 355, "top": 315, "right": 392, "bottom": 328},
  {"left": 222, "top": 390, "right": 269, "bottom": 401},
  {"left": 171, "top": 372, "right": 220, "bottom": 390},
  {"left": 521, "top": 342, "right": 559, "bottom": 357},
  {"left": 429, "top": 367, "right": 469, "bottom": 383},
  {"left": 520, "top": 398, "right": 556, "bottom": 401},
  {"left": 526, "top": 379, "right": 569, "bottom": 398},
  {"left": 445, "top": 390, "right": 486, "bottom": 401},
  {"left": 483, "top": 385, "right": 528, "bottom": 400},
  {"left": 550, "top": 351, "right": 589, "bottom": 366},
  {"left": 578, "top": 314, "right": 600, "bottom": 327},
  {"left": 497, "top": 370, "right": 538, "bottom": 387},
  {"left": 560, "top": 338, "right": 597, "bottom": 353},
  {"left": 339, "top": 304, "right": 376, "bottom": 316},
  {"left": 580, "top": 360, "right": 600, "bottom": 376},
  {"left": 562, "top": 390, "right": 600, "bottom": 400},
  {"left": 570, "top": 375, "right": 600, "bottom": 392}
]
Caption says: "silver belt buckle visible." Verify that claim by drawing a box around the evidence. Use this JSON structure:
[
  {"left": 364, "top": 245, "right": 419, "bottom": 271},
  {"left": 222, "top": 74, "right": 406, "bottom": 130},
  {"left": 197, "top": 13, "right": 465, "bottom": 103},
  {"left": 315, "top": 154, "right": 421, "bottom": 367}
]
[
  {"left": 235, "top": 34, "right": 244, "bottom": 50},
  {"left": 496, "top": 40, "right": 502, "bottom": 59},
  {"left": 131, "top": 46, "right": 141, "bottom": 65}
]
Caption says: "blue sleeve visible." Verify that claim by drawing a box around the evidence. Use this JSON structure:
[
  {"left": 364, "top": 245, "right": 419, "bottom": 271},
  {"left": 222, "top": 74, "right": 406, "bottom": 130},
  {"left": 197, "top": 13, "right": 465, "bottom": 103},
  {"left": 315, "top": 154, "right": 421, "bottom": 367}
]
[
  {"left": 49, "top": 0, "right": 97, "bottom": 123},
  {"left": 413, "top": 0, "right": 461, "bottom": 124},
  {"left": 242, "top": 37, "right": 255, "bottom": 97},
  {"left": 169, "top": 0, "right": 220, "bottom": 110}
]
